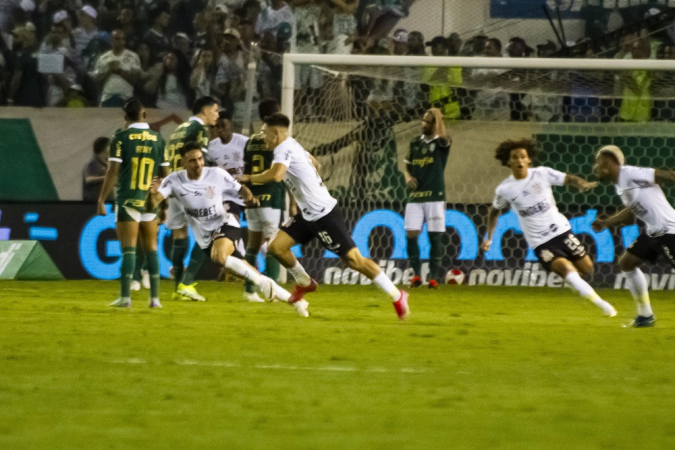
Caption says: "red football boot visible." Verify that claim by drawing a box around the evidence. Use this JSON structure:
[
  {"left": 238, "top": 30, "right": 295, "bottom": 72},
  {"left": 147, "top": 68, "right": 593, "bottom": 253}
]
[
  {"left": 289, "top": 279, "right": 318, "bottom": 304},
  {"left": 393, "top": 290, "right": 410, "bottom": 320}
]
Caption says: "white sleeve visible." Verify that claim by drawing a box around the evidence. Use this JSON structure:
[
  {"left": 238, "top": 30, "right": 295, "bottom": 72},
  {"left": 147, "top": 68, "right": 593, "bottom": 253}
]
[
  {"left": 157, "top": 174, "right": 175, "bottom": 199},
  {"left": 272, "top": 145, "right": 292, "bottom": 168},
  {"left": 219, "top": 168, "right": 242, "bottom": 194},
  {"left": 492, "top": 186, "right": 508, "bottom": 209},
  {"left": 542, "top": 167, "right": 567, "bottom": 186},
  {"left": 629, "top": 166, "right": 656, "bottom": 187}
]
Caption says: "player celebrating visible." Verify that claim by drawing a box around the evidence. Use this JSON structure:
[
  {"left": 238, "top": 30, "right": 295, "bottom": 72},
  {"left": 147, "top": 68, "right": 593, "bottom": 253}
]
[
  {"left": 403, "top": 108, "right": 451, "bottom": 289},
  {"left": 240, "top": 113, "right": 410, "bottom": 320},
  {"left": 146, "top": 141, "right": 309, "bottom": 317},
  {"left": 242, "top": 99, "right": 286, "bottom": 303},
  {"left": 97, "top": 98, "right": 170, "bottom": 308},
  {"left": 165, "top": 96, "right": 219, "bottom": 302},
  {"left": 592, "top": 145, "right": 675, "bottom": 327},
  {"left": 481, "top": 138, "right": 617, "bottom": 317}
]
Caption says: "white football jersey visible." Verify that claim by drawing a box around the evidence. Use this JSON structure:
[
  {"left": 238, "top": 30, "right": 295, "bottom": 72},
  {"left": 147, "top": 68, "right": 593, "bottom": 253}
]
[
  {"left": 616, "top": 165, "right": 675, "bottom": 237},
  {"left": 158, "top": 167, "right": 241, "bottom": 249},
  {"left": 493, "top": 166, "right": 571, "bottom": 249},
  {"left": 208, "top": 133, "right": 248, "bottom": 206},
  {"left": 273, "top": 137, "right": 337, "bottom": 221}
]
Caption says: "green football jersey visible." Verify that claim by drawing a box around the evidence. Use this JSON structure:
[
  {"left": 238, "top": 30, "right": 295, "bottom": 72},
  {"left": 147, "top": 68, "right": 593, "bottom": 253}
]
[
  {"left": 405, "top": 136, "right": 451, "bottom": 203},
  {"left": 110, "top": 125, "right": 169, "bottom": 211},
  {"left": 166, "top": 119, "right": 210, "bottom": 173},
  {"left": 244, "top": 133, "right": 285, "bottom": 210}
]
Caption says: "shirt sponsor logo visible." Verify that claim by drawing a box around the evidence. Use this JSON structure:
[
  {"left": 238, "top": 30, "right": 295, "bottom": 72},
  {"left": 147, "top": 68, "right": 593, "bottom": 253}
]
[
  {"left": 129, "top": 131, "right": 158, "bottom": 141},
  {"left": 411, "top": 157, "right": 434, "bottom": 168},
  {"left": 519, "top": 200, "right": 550, "bottom": 217},
  {"left": 186, "top": 205, "right": 217, "bottom": 218}
]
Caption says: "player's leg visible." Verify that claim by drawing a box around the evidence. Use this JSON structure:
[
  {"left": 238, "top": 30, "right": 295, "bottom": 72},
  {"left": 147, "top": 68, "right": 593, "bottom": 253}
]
[
  {"left": 139, "top": 216, "right": 161, "bottom": 308},
  {"left": 178, "top": 243, "right": 208, "bottom": 301},
  {"left": 166, "top": 197, "right": 189, "bottom": 297},
  {"left": 131, "top": 245, "right": 145, "bottom": 291},
  {"left": 112, "top": 206, "right": 140, "bottom": 307},
  {"left": 243, "top": 208, "right": 265, "bottom": 301},
  {"left": 425, "top": 201, "right": 447, "bottom": 289},
  {"left": 261, "top": 209, "right": 282, "bottom": 283},
  {"left": 550, "top": 256, "right": 616, "bottom": 316},
  {"left": 268, "top": 215, "right": 314, "bottom": 290},
  {"left": 619, "top": 248, "right": 654, "bottom": 326},
  {"left": 404, "top": 203, "right": 423, "bottom": 287}
]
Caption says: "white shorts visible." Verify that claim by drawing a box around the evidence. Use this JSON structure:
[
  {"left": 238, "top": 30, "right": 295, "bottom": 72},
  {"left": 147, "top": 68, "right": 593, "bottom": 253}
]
[
  {"left": 114, "top": 205, "right": 157, "bottom": 223},
  {"left": 404, "top": 201, "right": 446, "bottom": 233},
  {"left": 245, "top": 207, "right": 281, "bottom": 239},
  {"left": 166, "top": 197, "right": 187, "bottom": 230}
]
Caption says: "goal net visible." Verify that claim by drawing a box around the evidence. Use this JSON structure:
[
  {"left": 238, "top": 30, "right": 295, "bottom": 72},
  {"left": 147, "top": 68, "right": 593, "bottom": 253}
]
[{"left": 281, "top": 54, "right": 675, "bottom": 290}]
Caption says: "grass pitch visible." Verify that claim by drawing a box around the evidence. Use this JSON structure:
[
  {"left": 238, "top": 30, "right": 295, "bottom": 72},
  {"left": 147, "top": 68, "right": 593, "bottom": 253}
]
[{"left": 1, "top": 280, "right": 674, "bottom": 449}]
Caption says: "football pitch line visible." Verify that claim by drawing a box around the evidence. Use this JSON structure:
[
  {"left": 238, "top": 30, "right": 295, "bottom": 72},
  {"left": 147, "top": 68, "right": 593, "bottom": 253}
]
[{"left": 107, "top": 357, "right": 431, "bottom": 374}]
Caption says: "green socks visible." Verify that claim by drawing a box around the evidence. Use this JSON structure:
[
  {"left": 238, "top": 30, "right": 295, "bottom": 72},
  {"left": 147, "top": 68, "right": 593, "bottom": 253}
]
[
  {"left": 121, "top": 247, "right": 136, "bottom": 299},
  {"left": 146, "top": 250, "right": 160, "bottom": 299},
  {"left": 171, "top": 238, "right": 188, "bottom": 290},
  {"left": 182, "top": 246, "right": 207, "bottom": 285},
  {"left": 244, "top": 248, "right": 258, "bottom": 293},
  {"left": 406, "top": 237, "right": 421, "bottom": 277},
  {"left": 429, "top": 232, "right": 444, "bottom": 283},
  {"left": 265, "top": 255, "right": 280, "bottom": 282}
]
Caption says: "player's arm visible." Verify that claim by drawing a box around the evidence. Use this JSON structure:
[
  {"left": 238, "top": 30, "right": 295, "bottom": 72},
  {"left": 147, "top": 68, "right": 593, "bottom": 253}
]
[
  {"left": 146, "top": 177, "right": 168, "bottom": 212},
  {"left": 480, "top": 206, "right": 503, "bottom": 252},
  {"left": 239, "top": 184, "right": 260, "bottom": 208},
  {"left": 564, "top": 173, "right": 598, "bottom": 192},
  {"left": 655, "top": 169, "right": 675, "bottom": 185},
  {"left": 592, "top": 208, "right": 635, "bottom": 232},
  {"left": 149, "top": 113, "right": 183, "bottom": 132},
  {"left": 403, "top": 141, "right": 417, "bottom": 189},
  {"left": 97, "top": 161, "right": 119, "bottom": 215},
  {"left": 244, "top": 163, "right": 287, "bottom": 184}
]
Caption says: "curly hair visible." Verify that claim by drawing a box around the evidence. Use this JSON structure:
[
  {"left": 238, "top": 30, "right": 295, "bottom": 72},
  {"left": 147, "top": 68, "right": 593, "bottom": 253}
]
[{"left": 494, "top": 138, "right": 537, "bottom": 167}]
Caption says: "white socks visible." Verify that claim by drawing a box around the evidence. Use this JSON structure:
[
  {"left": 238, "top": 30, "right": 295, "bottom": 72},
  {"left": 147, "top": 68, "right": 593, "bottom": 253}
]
[
  {"left": 288, "top": 261, "right": 312, "bottom": 287},
  {"left": 225, "top": 256, "right": 261, "bottom": 285},
  {"left": 565, "top": 272, "right": 616, "bottom": 316},
  {"left": 623, "top": 268, "right": 653, "bottom": 317},
  {"left": 274, "top": 281, "right": 291, "bottom": 302},
  {"left": 373, "top": 271, "right": 401, "bottom": 302}
]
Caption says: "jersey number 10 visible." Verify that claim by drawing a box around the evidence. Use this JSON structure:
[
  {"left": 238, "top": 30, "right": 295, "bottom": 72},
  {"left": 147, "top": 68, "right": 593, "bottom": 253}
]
[{"left": 130, "top": 157, "right": 155, "bottom": 190}]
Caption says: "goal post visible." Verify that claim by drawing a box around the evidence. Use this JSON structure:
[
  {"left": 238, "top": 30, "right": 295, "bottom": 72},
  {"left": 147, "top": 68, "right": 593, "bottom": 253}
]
[{"left": 280, "top": 53, "right": 675, "bottom": 289}]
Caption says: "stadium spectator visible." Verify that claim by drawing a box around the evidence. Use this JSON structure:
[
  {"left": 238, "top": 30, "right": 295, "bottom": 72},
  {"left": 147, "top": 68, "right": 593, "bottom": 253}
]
[
  {"left": 56, "top": 82, "right": 91, "bottom": 107},
  {"left": 142, "top": 5, "right": 171, "bottom": 64},
  {"left": 391, "top": 28, "right": 408, "bottom": 55},
  {"left": 292, "top": 0, "right": 322, "bottom": 119},
  {"left": 361, "top": 0, "right": 409, "bottom": 42},
  {"left": 190, "top": 47, "right": 219, "bottom": 100},
  {"left": 469, "top": 37, "right": 510, "bottom": 121},
  {"left": 326, "top": 0, "right": 358, "bottom": 54},
  {"left": 82, "top": 136, "right": 111, "bottom": 202},
  {"left": 134, "top": 41, "right": 162, "bottom": 106},
  {"left": 191, "top": 9, "right": 212, "bottom": 51},
  {"left": 72, "top": 5, "right": 98, "bottom": 59},
  {"left": 116, "top": 7, "right": 140, "bottom": 51},
  {"left": 407, "top": 31, "right": 425, "bottom": 55},
  {"left": 447, "top": 32, "right": 461, "bottom": 56},
  {"left": 92, "top": 29, "right": 140, "bottom": 107},
  {"left": 619, "top": 38, "right": 652, "bottom": 122},
  {"left": 216, "top": 28, "right": 245, "bottom": 117},
  {"left": 172, "top": 31, "right": 191, "bottom": 60},
  {"left": 6, "top": 22, "right": 45, "bottom": 107},
  {"left": 237, "top": 19, "right": 255, "bottom": 52},
  {"left": 423, "top": 36, "right": 462, "bottom": 120},
  {"left": 652, "top": 43, "right": 675, "bottom": 121},
  {"left": 151, "top": 49, "right": 193, "bottom": 110},
  {"left": 255, "top": 0, "right": 293, "bottom": 36},
  {"left": 38, "top": 11, "right": 79, "bottom": 106},
  {"left": 257, "top": 30, "right": 282, "bottom": 103}
]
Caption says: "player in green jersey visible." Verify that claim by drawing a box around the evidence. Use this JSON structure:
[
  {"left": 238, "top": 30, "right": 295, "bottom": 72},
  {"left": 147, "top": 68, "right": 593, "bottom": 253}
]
[
  {"left": 97, "top": 98, "right": 170, "bottom": 308},
  {"left": 403, "top": 108, "right": 451, "bottom": 289},
  {"left": 164, "top": 96, "right": 220, "bottom": 301},
  {"left": 242, "top": 99, "right": 287, "bottom": 302}
]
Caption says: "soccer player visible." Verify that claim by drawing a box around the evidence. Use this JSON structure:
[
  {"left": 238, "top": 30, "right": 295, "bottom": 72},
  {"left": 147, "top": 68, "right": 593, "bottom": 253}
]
[
  {"left": 242, "top": 99, "right": 286, "bottom": 303},
  {"left": 97, "top": 98, "right": 170, "bottom": 308},
  {"left": 240, "top": 113, "right": 410, "bottom": 320},
  {"left": 480, "top": 138, "right": 617, "bottom": 317},
  {"left": 146, "top": 141, "right": 309, "bottom": 317},
  {"left": 165, "top": 96, "right": 219, "bottom": 301},
  {"left": 592, "top": 145, "right": 675, "bottom": 327},
  {"left": 403, "top": 108, "right": 451, "bottom": 289}
]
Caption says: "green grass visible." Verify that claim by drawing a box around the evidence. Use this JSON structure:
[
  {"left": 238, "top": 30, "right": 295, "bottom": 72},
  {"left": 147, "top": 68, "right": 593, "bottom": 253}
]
[{"left": 1, "top": 281, "right": 674, "bottom": 449}]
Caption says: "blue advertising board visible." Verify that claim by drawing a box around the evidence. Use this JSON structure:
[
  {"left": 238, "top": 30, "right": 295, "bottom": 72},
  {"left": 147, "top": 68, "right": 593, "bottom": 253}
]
[{"left": 490, "top": 0, "right": 583, "bottom": 19}]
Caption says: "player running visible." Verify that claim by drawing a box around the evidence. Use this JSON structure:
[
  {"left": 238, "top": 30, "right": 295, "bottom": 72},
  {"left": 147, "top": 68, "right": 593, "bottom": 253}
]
[
  {"left": 146, "top": 141, "right": 309, "bottom": 318},
  {"left": 592, "top": 145, "right": 675, "bottom": 327},
  {"left": 481, "top": 138, "right": 617, "bottom": 317},
  {"left": 242, "top": 99, "right": 286, "bottom": 303},
  {"left": 403, "top": 108, "right": 451, "bottom": 289},
  {"left": 97, "top": 98, "right": 170, "bottom": 308},
  {"left": 165, "top": 96, "right": 219, "bottom": 302},
  {"left": 240, "top": 113, "right": 410, "bottom": 320}
]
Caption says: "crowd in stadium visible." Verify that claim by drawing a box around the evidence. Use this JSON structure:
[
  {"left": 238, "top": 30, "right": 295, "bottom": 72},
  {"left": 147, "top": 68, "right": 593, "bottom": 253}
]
[{"left": 0, "top": 0, "right": 673, "bottom": 123}]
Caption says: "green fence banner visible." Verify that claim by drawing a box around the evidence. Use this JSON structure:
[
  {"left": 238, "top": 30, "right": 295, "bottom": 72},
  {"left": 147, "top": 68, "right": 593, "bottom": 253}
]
[{"left": 0, "top": 241, "right": 64, "bottom": 280}]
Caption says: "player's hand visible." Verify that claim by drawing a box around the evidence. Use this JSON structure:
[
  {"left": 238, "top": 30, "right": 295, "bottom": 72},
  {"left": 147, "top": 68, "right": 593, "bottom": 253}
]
[
  {"left": 97, "top": 200, "right": 107, "bottom": 216},
  {"left": 149, "top": 176, "right": 162, "bottom": 194},
  {"left": 480, "top": 239, "right": 492, "bottom": 252},
  {"left": 245, "top": 197, "right": 260, "bottom": 208},
  {"left": 406, "top": 177, "right": 418, "bottom": 190},
  {"left": 578, "top": 180, "right": 598, "bottom": 192},
  {"left": 239, "top": 175, "right": 251, "bottom": 184},
  {"left": 157, "top": 208, "right": 166, "bottom": 225},
  {"left": 591, "top": 219, "right": 607, "bottom": 232}
]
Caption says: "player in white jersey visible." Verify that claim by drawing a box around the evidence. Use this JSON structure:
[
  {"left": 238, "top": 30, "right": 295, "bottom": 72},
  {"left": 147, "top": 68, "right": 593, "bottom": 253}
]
[
  {"left": 481, "top": 138, "right": 617, "bottom": 317},
  {"left": 146, "top": 141, "right": 309, "bottom": 317},
  {"left": 239, "top": 113, "right": 410, "bottom": 320},
  {"left": 592, "top": 145, "right": 675, "bottom": 327}
]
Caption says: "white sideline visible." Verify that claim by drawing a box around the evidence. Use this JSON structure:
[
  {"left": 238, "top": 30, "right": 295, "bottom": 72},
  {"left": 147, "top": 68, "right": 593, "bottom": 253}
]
[{"left": 108, "top": 358, "right": 429, "bottom": 374}]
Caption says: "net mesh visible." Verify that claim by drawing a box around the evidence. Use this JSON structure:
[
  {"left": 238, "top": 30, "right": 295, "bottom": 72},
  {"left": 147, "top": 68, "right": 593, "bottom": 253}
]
[{"left": 287, "top": 58, "right": 675, "bottom": 289}]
